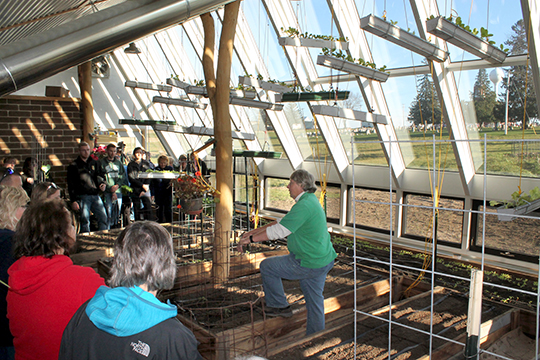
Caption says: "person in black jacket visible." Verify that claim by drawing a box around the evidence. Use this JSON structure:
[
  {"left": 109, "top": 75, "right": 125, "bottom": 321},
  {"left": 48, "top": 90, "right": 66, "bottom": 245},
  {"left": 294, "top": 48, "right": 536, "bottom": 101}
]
[
  {"left": 66, "top": 142, "right": 108, "bottom": 233},
  {"left": 150, "top": 155, "right": 173, "bottom": 223},
  {"left": 127, "top": 147, "right": 154, "bottom": 221},
  {"left": 59, "top": 221, "right": 202, "bottom": 360}
]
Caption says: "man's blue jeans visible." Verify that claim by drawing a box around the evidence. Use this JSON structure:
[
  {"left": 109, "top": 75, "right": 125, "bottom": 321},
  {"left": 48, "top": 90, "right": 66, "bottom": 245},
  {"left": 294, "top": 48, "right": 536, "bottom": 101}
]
[
  {"left": 103, "top": 192, "right": 122, "bottom": 228},
  {"left": 260, "top": 253, "right": 334, "bottom": 335},
  {"left": 79, "top": 194, "right": 108, "bottom": 233}
]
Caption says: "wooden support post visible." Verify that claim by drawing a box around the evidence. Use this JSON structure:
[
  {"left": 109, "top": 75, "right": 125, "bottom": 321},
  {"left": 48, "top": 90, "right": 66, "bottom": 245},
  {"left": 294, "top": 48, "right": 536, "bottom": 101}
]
[
  {"left": 201, "top": 0, "right": 241, "bottom": 284},
  {"left": 465, "top": 269, "right": 484, "bottom": 359},
  {"left": 78, "top": 61, "right": 94, "bottom": 144}
]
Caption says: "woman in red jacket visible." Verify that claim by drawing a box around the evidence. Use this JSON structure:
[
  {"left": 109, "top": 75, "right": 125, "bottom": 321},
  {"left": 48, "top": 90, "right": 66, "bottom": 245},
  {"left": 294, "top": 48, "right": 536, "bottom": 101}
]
[{"left": 7, "top": 198, "right": 105, "bottom": 360}]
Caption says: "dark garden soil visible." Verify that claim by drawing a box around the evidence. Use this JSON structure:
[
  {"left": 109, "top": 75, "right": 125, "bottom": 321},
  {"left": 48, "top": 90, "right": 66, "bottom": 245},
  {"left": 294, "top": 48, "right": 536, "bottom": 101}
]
[
  {"left": 167, "top": 260, "right": 377, "bottom": 332},
  {"left": 269, "top": 290, "right": 512, "bottom": 360}
]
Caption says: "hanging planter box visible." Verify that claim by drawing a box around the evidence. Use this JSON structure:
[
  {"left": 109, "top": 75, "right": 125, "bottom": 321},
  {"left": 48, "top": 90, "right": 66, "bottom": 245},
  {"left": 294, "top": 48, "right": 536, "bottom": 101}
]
[
  {"left": 137, "top": 172, "right": 179, "bottom": 179},
  {"left": 496, "top": 198, "right": 540, "bottom": 221},
  {"left": 311, "top": 105, "right": 387, "bottom": 124},
  {"left": 426, "top": 16, "right": 507, "bottom": 65},
  {"left": 360, "top": 15, "right": 448, "bottom": 62},
  {"left": 119, "top": 119, "right": 175, "bottom": 126},
  {"left": 238, "top": 76, "right": 290, "bottom": 93},
  {"left": 275, "top": 90, "right": 350, "bottom": 103},
  {"left": 278, "top": 36, "right": 349, "bottom": 50},
  {"left": 166, "top": 78, "right": 255, "bottom": 98},
  {"left": 316, "top": 54, "right": 390, "bottom": 82}
]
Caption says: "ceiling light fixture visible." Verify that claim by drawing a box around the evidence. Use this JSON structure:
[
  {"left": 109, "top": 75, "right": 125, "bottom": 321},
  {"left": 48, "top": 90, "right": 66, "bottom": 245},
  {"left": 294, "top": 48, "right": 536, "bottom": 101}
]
[{"left": 124, "top": 42, "right": 141, "bottom": 54}]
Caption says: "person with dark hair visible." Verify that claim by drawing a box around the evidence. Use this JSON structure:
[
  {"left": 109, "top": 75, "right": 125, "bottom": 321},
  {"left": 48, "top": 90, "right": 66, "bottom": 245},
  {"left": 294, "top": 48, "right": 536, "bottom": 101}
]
[
  {"left": 237, "top": 169, "right": 336, "bottom": 336},
  {"left": 30, "top": 181, "right": 61, "bottom": 203},
  {"left": 127, "top": 147, "right": 154, "bottom": 221},
  {"left": 100, "top": 144, "right": 128, "bottom": 228},
  {"left": 20, "top": 157, "right": 37, "bottom": 197},
  {"left": 186, "top": 152, "right": 210, "bottom": 179},
  {"left": 1, "top": 157, "right": 16, "bottom": 180},
  {"left": 151, "top": 155, "right": 173, "bottom": 223},
  {"left": 7, "top": 198, "right": 105, "bottom": 360},
  {"left": 66, "top": 141, "right": 108, "bottom": 233},
  {"left": 177, "top": 154, "right": 188, "bottom": 172},
  {"left": 0, "top": 186, "right": 28, "bottom": 360},
  {"left": 59, "top": 221, "right": 202, "bottom": 360}
]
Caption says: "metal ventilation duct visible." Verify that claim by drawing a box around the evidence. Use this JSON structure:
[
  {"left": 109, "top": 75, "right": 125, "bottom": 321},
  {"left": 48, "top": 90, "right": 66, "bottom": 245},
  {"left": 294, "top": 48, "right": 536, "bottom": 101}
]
[{"left": 0, "top": 0, "right": 234, "bottom": 97}]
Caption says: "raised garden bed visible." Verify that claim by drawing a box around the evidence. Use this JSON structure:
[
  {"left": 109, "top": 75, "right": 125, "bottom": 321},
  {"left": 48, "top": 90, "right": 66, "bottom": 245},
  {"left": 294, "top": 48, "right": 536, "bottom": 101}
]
[
  {"left": 269, "top": 287, "right": 528, "bottom": 360},
  {"left": 172, "top": 268, "right": 401, "bottom": 360}
]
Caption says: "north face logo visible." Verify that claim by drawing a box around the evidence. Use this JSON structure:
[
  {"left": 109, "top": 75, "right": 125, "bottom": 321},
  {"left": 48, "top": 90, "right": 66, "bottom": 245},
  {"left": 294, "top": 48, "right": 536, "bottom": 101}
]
[{"left": 130, "top": 340, "right": 150, "bottom": 357}]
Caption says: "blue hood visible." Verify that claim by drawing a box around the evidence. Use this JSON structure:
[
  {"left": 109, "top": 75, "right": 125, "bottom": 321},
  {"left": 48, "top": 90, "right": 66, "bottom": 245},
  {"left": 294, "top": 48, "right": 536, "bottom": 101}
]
[{"left": 86, "top": 286, "right": 177, "bottom": 337}]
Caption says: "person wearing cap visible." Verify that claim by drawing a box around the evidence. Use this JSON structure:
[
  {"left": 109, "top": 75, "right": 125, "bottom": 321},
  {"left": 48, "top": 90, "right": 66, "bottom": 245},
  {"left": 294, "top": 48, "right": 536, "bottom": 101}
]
[{"left": 66, "top": 142, "right": 108, "bottom": 233}]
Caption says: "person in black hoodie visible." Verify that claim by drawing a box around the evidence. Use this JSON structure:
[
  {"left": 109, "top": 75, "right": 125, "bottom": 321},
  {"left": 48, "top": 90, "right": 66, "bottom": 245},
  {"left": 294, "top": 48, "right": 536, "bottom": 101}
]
[
  {"left": 59, "top": 221, "right": 202, "bottom": 360},
  {"left": 150, "top": 155, "right": 173, "bottom": 223},
  {"left": 66, "top": 142, "right": 108, "bottom": 233},
  {"left": 127, "top": 147, "right": 154, "bottom": 221}
]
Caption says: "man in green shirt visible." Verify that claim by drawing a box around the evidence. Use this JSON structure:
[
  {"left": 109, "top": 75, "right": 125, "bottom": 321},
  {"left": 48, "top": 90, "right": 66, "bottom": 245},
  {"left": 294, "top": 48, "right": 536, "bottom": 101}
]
[
  {"left": 100, "top": 144, "right": 127, "bottom": 228},
  {"left": 238, "top": 170, "right": 337, "bottom": 335}
]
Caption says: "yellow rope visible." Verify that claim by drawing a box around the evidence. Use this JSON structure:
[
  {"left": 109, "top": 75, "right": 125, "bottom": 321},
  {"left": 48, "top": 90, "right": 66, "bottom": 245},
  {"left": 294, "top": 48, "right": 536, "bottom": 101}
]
[
  {"left": 311, "top": 115, "right": 329, "bottom": 209},
  {"left": 249, "top": 158, "right": 260, "bottom": 229}
]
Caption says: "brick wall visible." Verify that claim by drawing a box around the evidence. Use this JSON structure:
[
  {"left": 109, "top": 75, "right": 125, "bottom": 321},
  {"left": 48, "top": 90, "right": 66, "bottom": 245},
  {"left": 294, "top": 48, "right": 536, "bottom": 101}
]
[{"left": 0, "top": 95, "right": 83, "bottom": 191}]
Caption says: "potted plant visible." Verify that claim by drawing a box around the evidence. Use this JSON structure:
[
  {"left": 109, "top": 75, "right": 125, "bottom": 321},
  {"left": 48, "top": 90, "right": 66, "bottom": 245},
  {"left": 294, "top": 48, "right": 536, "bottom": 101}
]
[
  {"left": 278, "top": 27, "right": 349, "bottom": 50},
  {"left": 426, "top": 15, "right": 508, "bottom": 64},
  {"left": 316, "top": 48, "right": 390, "bottom": 82},
  {"left": 172, "top": 173, "right": 217, "bottom": 215},
  {"left": 490, "top": 187, "right": 540, "bottom": 221},
  {"left": 167, "top": 77, "right": 257, "bottom": 99}
]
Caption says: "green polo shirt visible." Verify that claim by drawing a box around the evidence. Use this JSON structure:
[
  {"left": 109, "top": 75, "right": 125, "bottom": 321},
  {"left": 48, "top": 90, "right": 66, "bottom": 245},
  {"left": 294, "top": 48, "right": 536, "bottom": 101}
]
[{"left": 279, "top": 192, "right": 337, "bottom": 268}]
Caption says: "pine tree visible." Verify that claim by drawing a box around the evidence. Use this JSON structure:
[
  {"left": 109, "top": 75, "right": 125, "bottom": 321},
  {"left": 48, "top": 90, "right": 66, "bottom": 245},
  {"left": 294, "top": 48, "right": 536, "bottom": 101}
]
[
  {"left": 472, "top": 68, "right": 496, "bottom": 125},
  {"left": 493, "top": 20, "right": 538, "bottom": 127},
  {"left": 408, "top": 74, "right": 442, "bottom": 125}
]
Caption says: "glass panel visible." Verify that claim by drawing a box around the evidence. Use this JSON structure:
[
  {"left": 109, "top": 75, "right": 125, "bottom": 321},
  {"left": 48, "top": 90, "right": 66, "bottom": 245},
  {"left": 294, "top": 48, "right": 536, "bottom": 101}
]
[
  {"left": 321, "top": 186, "right": 340, "bottom": 220},
  {"left": 234, "top": 173, "right": 255, "bottom": 204},
  {"left": 283, "top": 103, "right": 331, "bottom": 161},
  {"left": 146, "top": 128, "right": 167, "bottom": 164},
  {"left": 455, "top": 66, "right": 540, "bottom": 176},
  {"left": 329, "top": 87, "right": 387, "bottom": 166},
  {"left": 265, "top": 178, "right": 332, "bottom": 218},
  {"left": 266, "top": 178, "right": 294, "bottom": 211},
  {"left": 476, "top": 205, "right": 540, "bottom": 257},
  {"left": 245, "top": 107, "right": 287, "bottom": 158},
  {"left": 404, "top": 194, "right": 464, "bottom": 244},
  {"left": 351, "top": 188, "right": 396, "bottom": 232}
]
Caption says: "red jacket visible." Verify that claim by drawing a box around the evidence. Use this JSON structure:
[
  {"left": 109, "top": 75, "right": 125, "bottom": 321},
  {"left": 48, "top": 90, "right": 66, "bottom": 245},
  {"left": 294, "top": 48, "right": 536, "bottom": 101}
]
[{"left": 7, "top": 255, "right": 105, "bottom": 360}]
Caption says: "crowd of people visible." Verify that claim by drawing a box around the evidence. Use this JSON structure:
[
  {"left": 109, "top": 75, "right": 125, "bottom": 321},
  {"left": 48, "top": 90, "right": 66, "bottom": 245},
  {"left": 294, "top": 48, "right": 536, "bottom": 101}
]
[
  {"left": 0, "top": 145, "right": 334, "bottom": 359},
  {"left": 0, "top": 142, "right": 211, "bottom": 234}
]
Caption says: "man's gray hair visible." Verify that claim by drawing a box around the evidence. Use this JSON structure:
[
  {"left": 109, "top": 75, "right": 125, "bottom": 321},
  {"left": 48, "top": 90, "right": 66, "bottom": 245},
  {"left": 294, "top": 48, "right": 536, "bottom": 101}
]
[
  {"left": 290, "top": 169, "right": 317, "bottom": 193},
  {"left": 78, "top": 141, "right": 90, "bottom": 149},
  {"left": 109, "top": 221, "right": 176, "bottom": 291}
]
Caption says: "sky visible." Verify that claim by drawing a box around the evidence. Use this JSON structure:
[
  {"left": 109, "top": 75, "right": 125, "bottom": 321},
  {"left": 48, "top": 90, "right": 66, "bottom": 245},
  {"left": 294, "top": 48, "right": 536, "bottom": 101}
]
[{"left": 242, "top": 0, "right": 525, "bottom": 127}]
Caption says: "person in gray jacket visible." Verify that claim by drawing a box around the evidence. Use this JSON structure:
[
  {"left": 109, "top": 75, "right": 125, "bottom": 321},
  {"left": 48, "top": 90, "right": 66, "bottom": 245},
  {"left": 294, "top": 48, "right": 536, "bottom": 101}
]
[{"left": 59, "top": 221, "right": 202, "bottom": 360}]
